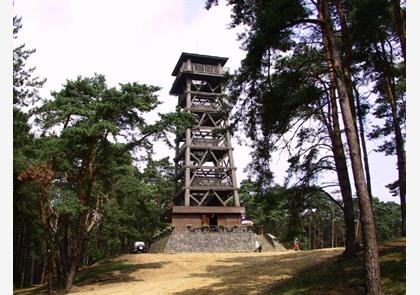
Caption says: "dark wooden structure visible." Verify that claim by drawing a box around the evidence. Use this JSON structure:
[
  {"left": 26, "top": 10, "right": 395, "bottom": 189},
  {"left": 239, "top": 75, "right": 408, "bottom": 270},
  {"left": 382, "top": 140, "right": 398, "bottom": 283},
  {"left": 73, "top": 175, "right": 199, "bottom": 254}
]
[{"left": 170, "top": 52, "right": 245, "bottom": 228}]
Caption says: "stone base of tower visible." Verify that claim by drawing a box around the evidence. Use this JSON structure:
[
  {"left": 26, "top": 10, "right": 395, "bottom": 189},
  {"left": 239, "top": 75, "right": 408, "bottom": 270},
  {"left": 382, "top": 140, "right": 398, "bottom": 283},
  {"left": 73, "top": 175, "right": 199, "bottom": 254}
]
[
  {"left": 171, "top": 206, "right": 245, "bottom": 229},
  {"left": 162, "top": 229, "right": 256, "bottom": 253},
  {"left": 161, "top": 206, "right": 253, "bottom": 253}
]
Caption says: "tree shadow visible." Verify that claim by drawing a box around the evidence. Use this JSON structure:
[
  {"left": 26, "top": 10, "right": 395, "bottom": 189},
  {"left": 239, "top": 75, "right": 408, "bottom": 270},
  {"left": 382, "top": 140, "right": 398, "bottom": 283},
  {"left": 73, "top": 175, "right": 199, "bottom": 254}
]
[
  {"left": 172, "top": 250, "right": 341, "bottom": 295},
  {"left": 74, "top": 259, "right": 168, "bottom": 286},
  {"left": 13, "top": 258, "right": 169, "bottom": 295}
]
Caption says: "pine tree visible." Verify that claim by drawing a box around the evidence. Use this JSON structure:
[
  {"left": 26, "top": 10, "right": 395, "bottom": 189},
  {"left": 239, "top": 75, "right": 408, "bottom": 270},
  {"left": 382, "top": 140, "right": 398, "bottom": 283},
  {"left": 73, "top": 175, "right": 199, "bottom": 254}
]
[
  {"left": 206, "top": 1, "right": 383, "bottom": 293},
  {"left": 19, "top": 74, "right": 193, "bottom": 291},
  {"left": 13, "top": 16, "right": 46, "bottom": 288}
]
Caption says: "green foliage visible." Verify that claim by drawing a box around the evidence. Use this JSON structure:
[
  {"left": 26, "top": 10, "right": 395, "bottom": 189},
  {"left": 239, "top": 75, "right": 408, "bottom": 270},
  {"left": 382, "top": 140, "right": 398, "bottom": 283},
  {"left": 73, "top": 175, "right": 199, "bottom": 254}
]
[
  {"left": 14, "top": 72, "right": 190, "bottom": 288},
  {"left": 50, "top": 188, "right": 84, "bottom": 216},
  {"left": 13, "top": 16, "right": 46, "bottom": 107},
  {"left": 13, "top": 16, "right": 47, "bottom": 288},
  {"left": 84, "top": 156, "right": 176, "bottom": 261},
  {"left": 372, "top": 198, "right": 401, "bottom": 242},
  {"left": 240, "top": 180, "right": 345, "bottom": 248},
  {"left": 152, "top": 225, "right": 176, "bottom": 241},
  {"left": 243, "top": 178, "right": 401, "bottom": 249},
  {"left": 349, "top": 0, "right": 406, "bottom": 200},
  {"left": 206, "top": 1, "right": 340, "bottom": 192}
]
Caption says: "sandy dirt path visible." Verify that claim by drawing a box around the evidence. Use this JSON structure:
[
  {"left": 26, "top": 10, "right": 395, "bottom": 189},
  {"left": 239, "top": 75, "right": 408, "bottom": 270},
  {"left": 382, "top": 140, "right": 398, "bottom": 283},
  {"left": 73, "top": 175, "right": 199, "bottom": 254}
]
[{"left": 66, "top": 248, "right": 343, "bottom": 295}]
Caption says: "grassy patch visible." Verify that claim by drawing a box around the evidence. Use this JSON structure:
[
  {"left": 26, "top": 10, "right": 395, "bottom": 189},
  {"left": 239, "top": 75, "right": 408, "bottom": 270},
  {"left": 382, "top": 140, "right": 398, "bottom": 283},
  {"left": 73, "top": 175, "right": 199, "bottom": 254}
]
[{"left": 265, "top": 240, "right": 405, "bottom": 295}]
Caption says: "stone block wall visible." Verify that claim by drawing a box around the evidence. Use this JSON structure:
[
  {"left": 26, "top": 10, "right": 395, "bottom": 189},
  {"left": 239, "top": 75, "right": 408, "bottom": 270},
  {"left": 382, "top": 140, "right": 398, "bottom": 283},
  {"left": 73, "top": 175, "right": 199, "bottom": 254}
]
[{"left": 164, "top": 230, "right": 256, "bottom": 253}]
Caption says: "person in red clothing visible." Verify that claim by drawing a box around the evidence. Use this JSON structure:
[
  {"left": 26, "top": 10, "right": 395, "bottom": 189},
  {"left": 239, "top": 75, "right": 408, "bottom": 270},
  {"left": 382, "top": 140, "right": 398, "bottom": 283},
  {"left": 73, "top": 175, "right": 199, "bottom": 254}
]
[{"left": 293, "top": 237, "right": 301, "bottom": 251}]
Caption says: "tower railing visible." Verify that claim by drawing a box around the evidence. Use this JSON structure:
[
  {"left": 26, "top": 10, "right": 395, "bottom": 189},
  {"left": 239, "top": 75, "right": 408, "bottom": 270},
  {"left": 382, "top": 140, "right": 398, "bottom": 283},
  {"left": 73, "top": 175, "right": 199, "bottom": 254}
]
[
  {"left": 178, "top": 137, "right": 227, "bottom": 151},
  {"left": 179, "top": 62, "right": 225, "bottom": 75},
  {"left": 191, "top": 138, "right": 226, "bottom": 147},
  {"left": 191, "top": 102, "right": 219, "bottom": 111},
  {"left": 191, "top": 177, "right": 233, "bottom": 187}
]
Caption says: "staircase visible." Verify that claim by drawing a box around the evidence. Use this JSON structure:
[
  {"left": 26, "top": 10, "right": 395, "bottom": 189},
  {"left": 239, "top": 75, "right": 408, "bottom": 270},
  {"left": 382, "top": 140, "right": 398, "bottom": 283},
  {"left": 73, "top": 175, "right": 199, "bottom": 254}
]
[
  {"left": 148, "top": 235, "right": 171, "bottom": 253},
  {"left": 256, "top": 234, "right": 286, "bottom": 252}
]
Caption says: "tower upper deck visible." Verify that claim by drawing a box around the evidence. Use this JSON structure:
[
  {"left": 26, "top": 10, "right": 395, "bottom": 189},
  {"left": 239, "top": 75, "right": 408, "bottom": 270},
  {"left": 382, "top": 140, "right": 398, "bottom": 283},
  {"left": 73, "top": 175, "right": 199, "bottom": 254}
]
[{"left": 169, "top": 52, "right": 228, "bottom": 95}]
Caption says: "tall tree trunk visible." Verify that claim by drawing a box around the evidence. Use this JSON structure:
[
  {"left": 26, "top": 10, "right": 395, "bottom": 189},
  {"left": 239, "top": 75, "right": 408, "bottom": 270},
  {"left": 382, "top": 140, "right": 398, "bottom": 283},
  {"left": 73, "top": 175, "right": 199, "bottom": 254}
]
[
  {"left": 329, "top": 92, "right": 357, "bottom": 257},
  {"left": 65, "top": 258, "right": 78, "bottom": 291},
  {"left": 383, "top": 73, "right": 406, "bottom": 236},
  {"left": 321, "top": 32, "right": 356, "bottom": 258},
  {"left": 377, "top": 42, "right": 406, "bottom": 236},
  {"left": 40, "top": 260, "right": 46, "bottom": 284},
  {"left": 318, "top": 1, "right": 382, "bottom": 294},
  {"left": 354, "top": 87, "right": 373, "bottom": 200},
  {"left": 309, "top": 215, "right": 312, "bottom": 250},
  {"left": 333, "top": 0, "right": 359, "bottom": 136},
  {"left": 65, "top": 235, "right": 86, "bottom": 291},
  {"left": 19, "top": 237, "right": 28, "bottom": 288},
  {"left": 30, "top": 256, "right": 35, "bottom": 286},
  {"left": 331, "top": 205, "right": 335, "bottom": 248},
  {"left": 65, "top": 210, "right": 91, "bottom": 291},
  {"left": 15, "top": 223, "right": 25, "bottom": 286},
  {"left": 391, "top": 0, "right": 406, "bottom": 63},
  {"left": 39, "top": 193, "right": 55, "bottom": 294},
  {"left": 46, "top": 240, "right": 55, "bottom": 294}
]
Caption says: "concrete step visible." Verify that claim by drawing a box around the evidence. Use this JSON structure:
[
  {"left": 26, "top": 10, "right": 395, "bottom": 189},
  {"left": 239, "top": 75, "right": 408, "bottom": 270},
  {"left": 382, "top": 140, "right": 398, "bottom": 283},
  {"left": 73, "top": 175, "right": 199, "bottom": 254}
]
[
  {"left": 256, "top": 235, "right": 274, "bottom": 252},
  {"left": 256, "top": 234, "right": 286, "bottom": 252},
  {"left": 148, "top": 235, "right": 170, "bottom": 253}
]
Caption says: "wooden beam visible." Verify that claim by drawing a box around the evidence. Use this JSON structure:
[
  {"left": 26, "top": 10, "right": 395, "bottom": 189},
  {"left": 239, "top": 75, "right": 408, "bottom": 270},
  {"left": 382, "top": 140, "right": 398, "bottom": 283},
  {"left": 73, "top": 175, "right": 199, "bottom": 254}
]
[{"left": 172, "top": 206, "right": 245, "bottom": 214}]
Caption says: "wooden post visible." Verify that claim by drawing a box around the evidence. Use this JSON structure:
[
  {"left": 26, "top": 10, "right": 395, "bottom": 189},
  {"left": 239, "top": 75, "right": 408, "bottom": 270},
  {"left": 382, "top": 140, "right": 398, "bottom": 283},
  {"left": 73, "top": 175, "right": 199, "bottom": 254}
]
[
  {"left": 222, "top": 85, "right": 240, "bottom": 207},
  {"left": 185, "top": 78, "right": 191, "bottom": 206},
  {"left": 186, "top": 58, "right": 191, "bottom": 71},
  {"left": 332, "top": 206, "right": 335, "bottom": 248},
  {"left": 309, "top": 214, "right": 312, "bottom": 250},
  {"left": 226, "top": 131, "right": 240, "bottom": 206}
]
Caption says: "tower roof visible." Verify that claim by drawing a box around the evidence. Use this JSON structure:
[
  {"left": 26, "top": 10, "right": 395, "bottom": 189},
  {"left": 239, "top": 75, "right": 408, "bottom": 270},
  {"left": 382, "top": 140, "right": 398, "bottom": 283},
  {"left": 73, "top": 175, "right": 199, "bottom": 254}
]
[{"left": 171, "top": 52, "right": 228, "bottom": 76}]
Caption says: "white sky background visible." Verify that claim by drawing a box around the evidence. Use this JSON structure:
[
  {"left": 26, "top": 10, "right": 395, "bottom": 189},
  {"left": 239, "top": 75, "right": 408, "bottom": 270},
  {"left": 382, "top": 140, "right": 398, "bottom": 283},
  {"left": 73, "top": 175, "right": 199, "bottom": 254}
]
[{"left": 13, "top": 0, "right": 400, "bottom": 203}]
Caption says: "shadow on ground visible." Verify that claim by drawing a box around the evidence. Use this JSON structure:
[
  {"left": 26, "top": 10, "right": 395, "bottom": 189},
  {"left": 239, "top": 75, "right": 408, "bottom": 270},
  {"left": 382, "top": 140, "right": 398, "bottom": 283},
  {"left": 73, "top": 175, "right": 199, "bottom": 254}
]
[
  {"left": 171, "top": 240, "right": 405, "bottom": 295},
  {"left": 13, "top": 257, "right": 169, "bottom": 295},
  {"left": 172, "top": 249, "right": 342, "bottom": 295},
  {"left": 75, "top": 258, "right": 168, "bottom": 286}
]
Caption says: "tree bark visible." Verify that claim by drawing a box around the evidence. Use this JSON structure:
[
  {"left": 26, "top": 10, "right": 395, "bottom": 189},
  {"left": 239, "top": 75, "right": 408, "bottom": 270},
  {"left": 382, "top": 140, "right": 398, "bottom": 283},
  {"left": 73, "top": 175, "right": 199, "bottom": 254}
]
[
  {"left": 391, "top": 0, "right": 406, "bottom": 63},
  {"left": 65, "top": 259, "right": 78, "bottom": 291},
  {"left": 19, "top": 237, "right": 28, "bottom": 288},
  {"left": 333, "top": 0, "right": 359, "bottom": 135},
  {"left": 383, "top": 72, "right": 406, "bottom": 237},
  {"left": 46, "top": 241, "right": 55, "bottom": 294},
  {"left": 318, "top": 1, "right": 382, "bottom": 294},
  {"left": 309, "top": 215, "right": 312, "bottom": 250},
  {"left": 329, "top": 90, "right": 357, "bottom": 257},
  {"left": 14, "top": 224, "right": 21, "bottom": 285},
  {"left": 354, "top": 87, "right": 373, "bottom": 201},
  {"left": 39, "top": 192, "right": 55, "bottom": 294},
  {"left": 30, "top": 256, "right": 35, "bottom": 286},
  {"left": 321, "top": 32, "right": 356, "bottom": 258},
  {"left": 331, "top": 206, "right": 335, "bottom": 248},
  {"left": 15, "top": 223, "right": 25, "bottom": 287},
  {"left": 40, "top": 260, "right": 46, "bottom": 285},
  {"left": 376, "top": 41, "right": 406, "bottom": 237}
]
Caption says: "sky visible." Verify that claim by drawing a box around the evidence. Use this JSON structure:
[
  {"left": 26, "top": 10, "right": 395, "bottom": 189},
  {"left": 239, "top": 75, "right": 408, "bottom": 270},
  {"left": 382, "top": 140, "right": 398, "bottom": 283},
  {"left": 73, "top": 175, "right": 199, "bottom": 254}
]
[{"left": 12, "top": 0, "right": 402, "bottom": 203}]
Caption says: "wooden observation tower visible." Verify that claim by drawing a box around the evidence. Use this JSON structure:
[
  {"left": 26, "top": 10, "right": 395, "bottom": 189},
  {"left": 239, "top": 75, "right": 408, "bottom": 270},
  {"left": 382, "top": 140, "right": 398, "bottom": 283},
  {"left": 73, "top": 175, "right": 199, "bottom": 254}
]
[{"left": 170, "top": 52, "right": 245, "bottom": 228}]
